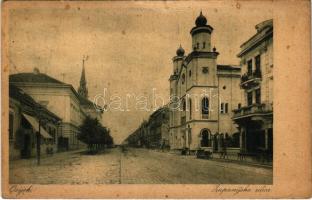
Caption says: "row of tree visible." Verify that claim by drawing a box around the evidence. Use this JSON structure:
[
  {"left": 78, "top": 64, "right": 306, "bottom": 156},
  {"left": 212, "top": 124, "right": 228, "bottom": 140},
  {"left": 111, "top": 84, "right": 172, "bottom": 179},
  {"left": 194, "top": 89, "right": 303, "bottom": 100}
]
[{"left": 78, "top": 116, "right": 114, "bottom": 154}]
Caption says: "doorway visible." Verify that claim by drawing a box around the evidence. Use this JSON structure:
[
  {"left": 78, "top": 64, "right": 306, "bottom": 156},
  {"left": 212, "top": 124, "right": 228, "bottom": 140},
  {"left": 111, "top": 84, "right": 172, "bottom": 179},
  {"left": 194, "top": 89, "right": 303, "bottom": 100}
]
[
  {"left": 213, "top": 135, "right": 218, "bottom": 151},
  {"left": 21, "top": 133, "right": 31, "bottom": 158},
  {"left": 200, "top": 129, "right": 210, "bottom": 147}
]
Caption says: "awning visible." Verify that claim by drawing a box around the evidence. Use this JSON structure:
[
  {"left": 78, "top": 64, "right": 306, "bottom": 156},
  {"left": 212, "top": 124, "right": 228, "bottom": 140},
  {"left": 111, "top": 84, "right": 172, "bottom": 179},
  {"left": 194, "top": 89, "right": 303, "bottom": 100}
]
[{"left": 22, "top": 113, "right": 53, "bottom": 139}]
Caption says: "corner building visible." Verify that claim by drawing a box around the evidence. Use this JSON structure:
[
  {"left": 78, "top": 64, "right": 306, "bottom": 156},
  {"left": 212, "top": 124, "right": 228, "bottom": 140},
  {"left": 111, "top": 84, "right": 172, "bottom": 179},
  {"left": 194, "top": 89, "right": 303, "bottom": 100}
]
[
  {"left": 169, "top": 12, "right": 242, "bottom": 153},
  {"left": 233, "top": 19, "right": 273, "bottom": 158}
]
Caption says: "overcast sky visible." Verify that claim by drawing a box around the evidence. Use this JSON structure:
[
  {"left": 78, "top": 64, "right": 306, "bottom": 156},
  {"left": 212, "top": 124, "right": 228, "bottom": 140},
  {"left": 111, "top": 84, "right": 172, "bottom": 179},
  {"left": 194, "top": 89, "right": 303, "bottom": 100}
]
[{"left": 8, "top": 1, "right": 273, "bottom": 144}]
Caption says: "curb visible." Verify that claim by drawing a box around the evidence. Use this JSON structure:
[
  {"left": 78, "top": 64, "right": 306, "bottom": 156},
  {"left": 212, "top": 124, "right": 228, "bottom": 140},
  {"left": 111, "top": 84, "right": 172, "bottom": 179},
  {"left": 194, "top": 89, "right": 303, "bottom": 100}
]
[{"left": 207, "top": 157, "right": 273, "bottom": 169}]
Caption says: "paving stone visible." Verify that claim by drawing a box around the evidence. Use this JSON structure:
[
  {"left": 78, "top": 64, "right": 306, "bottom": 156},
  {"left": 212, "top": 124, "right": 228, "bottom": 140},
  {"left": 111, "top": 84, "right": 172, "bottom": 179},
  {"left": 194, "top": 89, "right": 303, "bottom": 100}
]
[{"left": 10, "top": 147, "right": 272, "bottom": 184}]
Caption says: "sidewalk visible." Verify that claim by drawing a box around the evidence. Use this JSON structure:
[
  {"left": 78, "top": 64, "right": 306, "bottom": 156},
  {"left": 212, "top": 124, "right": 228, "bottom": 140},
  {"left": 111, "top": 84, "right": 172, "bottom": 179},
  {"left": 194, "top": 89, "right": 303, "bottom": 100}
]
[
  {"left": 10, "top": 149, "right": 86, "bottom": 168},
  {"left": 10, "top": 148, "right": 120, "bottom": 184},
  {"left": 209, "top": 156, "right": 272, "bottom": 169},
  {"left": 143, "top": 148, "right": 272, "bottom": 176},
  {"left": 10, "top": 147, "right": 272, "bottom": 184},
  {"left": 151, "top": 148, "right": 272, "bottom": 169}
]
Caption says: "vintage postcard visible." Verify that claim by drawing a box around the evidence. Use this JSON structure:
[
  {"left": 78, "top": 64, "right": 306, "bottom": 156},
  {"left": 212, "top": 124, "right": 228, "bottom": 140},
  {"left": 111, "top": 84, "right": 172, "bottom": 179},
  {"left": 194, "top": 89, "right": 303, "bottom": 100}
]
[{"left": 1, "top": 0, "right": 311, "bottom": 198}]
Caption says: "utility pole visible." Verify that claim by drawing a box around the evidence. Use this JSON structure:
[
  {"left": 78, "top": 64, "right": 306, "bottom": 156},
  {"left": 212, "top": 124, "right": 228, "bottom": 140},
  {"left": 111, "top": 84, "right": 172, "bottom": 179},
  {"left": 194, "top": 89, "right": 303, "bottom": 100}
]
[{"left": 36, "top": 104, "right": 44, "bottom": 165}]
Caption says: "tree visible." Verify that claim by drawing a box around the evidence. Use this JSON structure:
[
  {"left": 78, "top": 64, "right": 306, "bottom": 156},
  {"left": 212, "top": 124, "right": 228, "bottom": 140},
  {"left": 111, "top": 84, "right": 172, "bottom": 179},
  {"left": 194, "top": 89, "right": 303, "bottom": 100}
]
[{"left": 78, "top": 116, "right": 114, "bottom": 154}]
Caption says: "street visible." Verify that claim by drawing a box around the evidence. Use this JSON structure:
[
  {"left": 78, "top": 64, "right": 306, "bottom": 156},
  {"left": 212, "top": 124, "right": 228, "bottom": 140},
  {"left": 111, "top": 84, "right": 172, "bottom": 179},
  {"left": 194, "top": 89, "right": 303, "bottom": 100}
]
[{"left": 10, "top": 147, "right": 272, "bottom": 184}]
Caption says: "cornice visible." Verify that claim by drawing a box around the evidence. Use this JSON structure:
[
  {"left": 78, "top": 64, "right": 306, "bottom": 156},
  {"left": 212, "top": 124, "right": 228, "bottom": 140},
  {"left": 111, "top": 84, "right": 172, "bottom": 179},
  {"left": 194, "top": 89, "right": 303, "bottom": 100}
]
[
  {"left": 190, "top": 25, "right": 214, "bottom": 36},
  {"left": 237, "top": 28, "right": 273, "bottom": 57}
]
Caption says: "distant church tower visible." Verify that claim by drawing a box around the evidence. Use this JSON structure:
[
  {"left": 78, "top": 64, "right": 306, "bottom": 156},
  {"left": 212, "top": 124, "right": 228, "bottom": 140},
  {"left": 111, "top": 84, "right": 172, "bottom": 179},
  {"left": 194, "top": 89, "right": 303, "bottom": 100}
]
[{"left": 78, "top": 58, "right": 88, "bottom": 98}]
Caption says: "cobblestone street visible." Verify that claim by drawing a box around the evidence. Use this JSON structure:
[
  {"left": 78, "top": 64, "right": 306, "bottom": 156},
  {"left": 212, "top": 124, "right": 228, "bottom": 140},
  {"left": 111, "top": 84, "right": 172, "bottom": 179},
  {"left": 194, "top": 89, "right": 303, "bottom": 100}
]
[{"left": 10, "top": 147, "right": 272, "bottom": 184}]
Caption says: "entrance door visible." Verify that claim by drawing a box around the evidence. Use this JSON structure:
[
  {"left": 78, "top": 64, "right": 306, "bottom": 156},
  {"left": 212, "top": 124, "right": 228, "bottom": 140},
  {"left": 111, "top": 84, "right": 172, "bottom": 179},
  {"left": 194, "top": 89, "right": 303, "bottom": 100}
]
[
  {"left": 20, "top": 117, "right": 33, "bottom": 158},
  {"left": 246, "top": 122, "right": 262, "bottom": 153},
  {"left": 201, "top": 130, "right": 209, "bottom": 147},
  {"left": 21, "top": 134, "right": 31, "bottom": 158},
  {"left": 213, "top": 135, "right": 218, "bottom": 151}
]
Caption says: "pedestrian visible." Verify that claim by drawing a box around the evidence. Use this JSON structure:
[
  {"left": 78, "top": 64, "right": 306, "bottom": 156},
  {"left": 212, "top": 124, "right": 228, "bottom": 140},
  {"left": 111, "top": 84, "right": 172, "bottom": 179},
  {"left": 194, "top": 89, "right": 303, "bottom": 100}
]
[
  {"left": 221, "top": 136, "right": 228, "bottom": 159},
  {"left": 161, "top": 140, "right": 165, "bottom": 152}
]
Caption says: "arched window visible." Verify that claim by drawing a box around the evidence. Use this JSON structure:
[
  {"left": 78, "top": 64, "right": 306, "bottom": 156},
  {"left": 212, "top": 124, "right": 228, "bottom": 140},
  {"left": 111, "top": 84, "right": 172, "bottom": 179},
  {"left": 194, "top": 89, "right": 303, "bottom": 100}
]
[
  {"left": 189, "top": 98, "right": 192, "bottom": 119},
  {"left": 182, "top": 98, "right": 186, "bottom": 111},
  {"left": 181, "top": 74, "right": 185, "bottom": 84},
  {"left": 202, "top": 97, "right": 209, "bottom": 119},
  {"left": 208, "top": 133, "right": 212, "bottom": 147},
  {"left": 200, "top": 129, "right": 210, "bottom": 147}
]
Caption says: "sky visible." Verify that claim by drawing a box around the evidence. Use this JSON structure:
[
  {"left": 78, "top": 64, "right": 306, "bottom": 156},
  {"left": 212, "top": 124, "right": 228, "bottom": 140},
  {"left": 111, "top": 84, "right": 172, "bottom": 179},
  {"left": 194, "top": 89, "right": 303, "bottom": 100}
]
[{"left": 7, "top": 1, "right": 273, "bottom": 144}]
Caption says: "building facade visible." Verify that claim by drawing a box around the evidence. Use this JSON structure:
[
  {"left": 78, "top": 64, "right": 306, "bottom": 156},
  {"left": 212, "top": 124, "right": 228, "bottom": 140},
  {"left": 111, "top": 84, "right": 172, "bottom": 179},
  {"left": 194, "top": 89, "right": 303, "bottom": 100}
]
[
  {"left": 124, "top": 106, "right": 170, "bottom": 149},
  {"left": 10, "top": 67, "right": 103, "bottom": 150},
  {"left": 146, "top": 106, "right": 170, "bottom": 149},
  {"left": 124, "top": 121, "right": 148, "bottom": 147},
  {"left": 233, "top": 19, "right": 273, "bottom": 158},
  {"left": 9, "top": 83, "right": 61, "bottom": 160},
  {"left": 169, "top": 12, "right": 242, "bottom": 153}
]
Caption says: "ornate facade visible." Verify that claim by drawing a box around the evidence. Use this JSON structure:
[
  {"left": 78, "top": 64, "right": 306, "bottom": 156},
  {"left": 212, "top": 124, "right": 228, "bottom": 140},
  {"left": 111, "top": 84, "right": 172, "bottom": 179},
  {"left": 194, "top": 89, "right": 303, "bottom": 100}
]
[
  {"left": 169, "top": 12, "right": 242, "bottom": 153},
  {"left": 233, "top": 19, "right": 273, "bottom": 158}
]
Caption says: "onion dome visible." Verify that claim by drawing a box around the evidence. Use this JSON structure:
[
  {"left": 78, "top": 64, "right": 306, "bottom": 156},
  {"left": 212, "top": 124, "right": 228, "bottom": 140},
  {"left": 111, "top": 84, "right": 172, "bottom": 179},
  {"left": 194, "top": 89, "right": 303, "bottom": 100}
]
[
  {"left": 195, "top": 11, "right": 207, "bottom": 27},
  {"left": 176, "top": 45, "right": 185, "bottom": 56}
]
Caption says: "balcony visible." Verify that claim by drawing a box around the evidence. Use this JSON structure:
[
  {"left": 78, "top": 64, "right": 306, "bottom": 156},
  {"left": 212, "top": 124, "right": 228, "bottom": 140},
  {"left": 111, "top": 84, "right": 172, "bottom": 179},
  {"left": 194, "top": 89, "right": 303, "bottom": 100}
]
[
  {"left": 233, "top": 103, "right": 273, "bottom": 120},
  {"left": 240, "top": 70, "right": 262, "bottom": 89}
]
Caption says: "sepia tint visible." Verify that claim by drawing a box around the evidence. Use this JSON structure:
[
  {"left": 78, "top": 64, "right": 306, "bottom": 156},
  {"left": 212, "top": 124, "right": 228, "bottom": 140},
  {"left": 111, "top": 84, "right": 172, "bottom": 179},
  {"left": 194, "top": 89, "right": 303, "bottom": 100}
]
[{"left": 6, "top": 1, "right": 274, "bottom": 187}]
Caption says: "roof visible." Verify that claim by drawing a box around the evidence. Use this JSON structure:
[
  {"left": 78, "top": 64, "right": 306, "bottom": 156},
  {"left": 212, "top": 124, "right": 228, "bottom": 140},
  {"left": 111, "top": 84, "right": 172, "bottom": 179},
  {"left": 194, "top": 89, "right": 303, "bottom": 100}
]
[
  {"left": 9, "top": 83, "right": 61, "bottom": 121},
  {"left": 10, "top": 83, "right": 37, "bottom": 107},
  {"left": 10, "top": 72, "right": 81, "bottom": 104},
  {"left": 217, "top": 65, "right": 241, "bottom": 71},
  {"left": 78, "top": 94, "right": 104, "bottom": 114},
  {"left": 10, "top": 72, "right": 102, "bottom": 114},
  {"left": 255, "top": 19, "right": 273, "bottom": 34},
  {"left": 149, "top": 106, "right": 169, "bottom": 121},
  {"left": 238, "top": 19, "right": 273, "bottom": 57},
  {"left": 240, "top": 19, "right": 273, "bottom": 48},
  {"left": 9, "top": 73, "right": 67, "bottom": 85},
  {"left": 78, "top": 95, "right": 94, "bottom": 107}
]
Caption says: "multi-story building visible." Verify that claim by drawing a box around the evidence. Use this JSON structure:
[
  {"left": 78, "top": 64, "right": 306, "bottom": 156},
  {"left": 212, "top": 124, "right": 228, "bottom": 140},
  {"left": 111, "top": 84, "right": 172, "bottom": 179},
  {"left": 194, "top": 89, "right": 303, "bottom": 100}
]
[
  {"left": 9, "top": 67, "right": 103, "bottom": 150},
  {"left": 9, "top": 83, "right": 61, "bottom": 160},
  {"left": 169, "top": 12, "right": 242, "bottom": 153},
  {"left": 146, "top": 106, "right": 170, "bottom": 149},
  {"left": 123, "top": 121, "right": 147, "bottom": 147},
  {"left": 233, "top": 19, "right": 273, "bottom": 158},
  {"left": 124, "top": 106, "right": 170, "bottom": 149}
]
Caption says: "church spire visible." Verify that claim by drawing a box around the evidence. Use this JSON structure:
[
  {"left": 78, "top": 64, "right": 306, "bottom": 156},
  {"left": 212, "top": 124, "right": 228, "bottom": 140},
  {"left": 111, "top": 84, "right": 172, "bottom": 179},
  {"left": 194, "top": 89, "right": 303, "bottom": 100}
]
[{"left": 78, "top": 56, "right": 88, "bottom": 98}]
